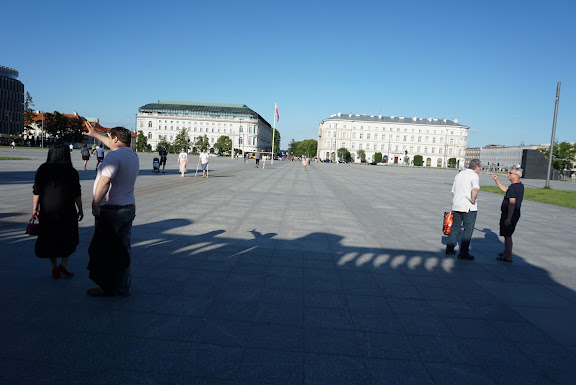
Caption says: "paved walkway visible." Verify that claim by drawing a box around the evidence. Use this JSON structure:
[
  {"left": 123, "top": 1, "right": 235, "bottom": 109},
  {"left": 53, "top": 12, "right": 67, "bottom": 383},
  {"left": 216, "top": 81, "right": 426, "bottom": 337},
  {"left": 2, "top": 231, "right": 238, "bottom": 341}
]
[{"left": 1, "top": 148, "right": 575, "bottom": 384}]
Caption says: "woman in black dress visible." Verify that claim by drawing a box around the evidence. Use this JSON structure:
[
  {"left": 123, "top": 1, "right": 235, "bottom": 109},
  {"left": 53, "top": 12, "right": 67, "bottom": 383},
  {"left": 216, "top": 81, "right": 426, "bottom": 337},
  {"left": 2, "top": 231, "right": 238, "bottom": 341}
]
[{"left": 33, "top": 143, "right": 84, "bottom": 279}]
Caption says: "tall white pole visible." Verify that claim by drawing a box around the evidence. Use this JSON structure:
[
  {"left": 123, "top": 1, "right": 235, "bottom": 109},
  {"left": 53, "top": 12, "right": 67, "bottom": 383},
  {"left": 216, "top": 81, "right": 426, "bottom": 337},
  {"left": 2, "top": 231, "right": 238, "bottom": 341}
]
[
  {"left": 545, "top": 82, "right": 561, "bottom": 188},
  {"left": 271, "top": 103, "right": 276, "bottom": 165}
]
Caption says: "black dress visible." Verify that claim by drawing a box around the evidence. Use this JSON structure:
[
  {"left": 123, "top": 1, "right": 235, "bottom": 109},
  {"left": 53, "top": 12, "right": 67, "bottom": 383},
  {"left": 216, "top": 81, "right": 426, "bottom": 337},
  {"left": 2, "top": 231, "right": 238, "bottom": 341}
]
[{"left": 33, "top": 164, "right": 81, "bottom": 259}]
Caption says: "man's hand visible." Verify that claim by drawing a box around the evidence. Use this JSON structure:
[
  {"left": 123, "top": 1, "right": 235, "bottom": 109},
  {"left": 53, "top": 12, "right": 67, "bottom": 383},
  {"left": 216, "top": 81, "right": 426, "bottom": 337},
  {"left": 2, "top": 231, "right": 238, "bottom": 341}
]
[
  {"left": 492, "top": 174, "right": 499, "bottom": 181},
  {"left": 92, "top": 201, "right": 100, "bottom": 218}
]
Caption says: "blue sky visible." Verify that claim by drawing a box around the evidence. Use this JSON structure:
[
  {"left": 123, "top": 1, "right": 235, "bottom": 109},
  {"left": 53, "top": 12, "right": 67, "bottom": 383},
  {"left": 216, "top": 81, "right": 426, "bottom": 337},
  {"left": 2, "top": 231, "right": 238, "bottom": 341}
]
[{"left": 3, "top": 0, "right": 574, "bottom": 148}]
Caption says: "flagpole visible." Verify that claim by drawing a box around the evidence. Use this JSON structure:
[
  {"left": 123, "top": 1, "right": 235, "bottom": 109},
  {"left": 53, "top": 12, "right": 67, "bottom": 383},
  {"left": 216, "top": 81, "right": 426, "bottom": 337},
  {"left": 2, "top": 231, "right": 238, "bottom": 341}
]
[{"left": 271, "top": 103, "right": 276, "bottom": 165}]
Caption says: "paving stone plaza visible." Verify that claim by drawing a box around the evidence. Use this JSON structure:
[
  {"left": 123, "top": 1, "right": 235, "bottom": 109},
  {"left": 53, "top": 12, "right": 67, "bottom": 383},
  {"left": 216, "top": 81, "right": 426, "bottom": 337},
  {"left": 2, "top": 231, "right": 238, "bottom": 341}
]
[{"left": 1, "top": 147, "right": 575, "bottom": 384}]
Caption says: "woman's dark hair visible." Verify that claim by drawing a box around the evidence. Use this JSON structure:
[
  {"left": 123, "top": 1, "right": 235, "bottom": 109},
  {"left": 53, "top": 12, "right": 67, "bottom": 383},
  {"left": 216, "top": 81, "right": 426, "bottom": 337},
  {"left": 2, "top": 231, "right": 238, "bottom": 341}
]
[{"left": 46, "top": 143, "right": 73, "bottom": 166}]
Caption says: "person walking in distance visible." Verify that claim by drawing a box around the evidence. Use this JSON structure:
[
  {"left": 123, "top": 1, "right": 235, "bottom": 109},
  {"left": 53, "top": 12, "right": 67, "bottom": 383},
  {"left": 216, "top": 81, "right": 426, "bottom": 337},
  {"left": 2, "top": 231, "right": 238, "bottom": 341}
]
[
  {"left": 199, "top": 148, "right": 209, "bottom": 178},
  {"left": 178, "top": 148, "right": 188, "bottom": 177},
  {"left": 158, "top": 147, "right": 168, "bottom": 173},
  {"left": 445, "top": 159, "right": 482, "bottom": 260},
  {"left": 95, "top": 145, "right": 105, "bottom": 169},
  {"left": 493, "top": 168, "right": 524, "bottom": 262},
  {"left": 81, "top": 143, "right": 91, "bottom": 170},
  {"left": 83, "top": 126, "right": 139, "bottom": 296},
  {"left": 255, "top": 151, "right": 261, "bottom": 168}
]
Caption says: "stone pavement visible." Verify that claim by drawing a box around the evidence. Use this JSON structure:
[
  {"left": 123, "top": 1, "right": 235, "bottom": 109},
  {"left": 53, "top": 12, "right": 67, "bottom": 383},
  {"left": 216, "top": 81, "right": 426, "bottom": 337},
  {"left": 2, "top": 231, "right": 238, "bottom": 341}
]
[{"left": 1, "top": 147, "right": 575, "bottom": 384}]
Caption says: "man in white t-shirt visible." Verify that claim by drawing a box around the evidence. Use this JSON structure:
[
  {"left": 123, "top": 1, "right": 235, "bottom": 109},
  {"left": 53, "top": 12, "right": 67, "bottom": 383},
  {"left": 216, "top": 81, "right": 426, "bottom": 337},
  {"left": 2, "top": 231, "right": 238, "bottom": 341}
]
[
  {"left": 83, "top": 126, "right": 139, "bottom": 296},
  {"left": 199, "top": 148, "right": 209, "bottom": 178},
  {"left": 446, "top": 159, "right": 481, "bottom": 260}
]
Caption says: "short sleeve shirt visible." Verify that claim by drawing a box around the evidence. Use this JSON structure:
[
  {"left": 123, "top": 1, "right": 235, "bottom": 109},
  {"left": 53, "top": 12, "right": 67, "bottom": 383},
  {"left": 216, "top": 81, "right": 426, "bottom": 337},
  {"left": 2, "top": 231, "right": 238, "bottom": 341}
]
[
  {"left": 501, "top": 182, "right": 524, "bottom": 213},
  {"left": 93, "top": 147, "right": 139, "bottom": 206},
  {"left": 200, "top": 152, "right": 209, "bottom": 164},
  {"left": 451, "top": 169, "right": 480, "bottom": 212}
]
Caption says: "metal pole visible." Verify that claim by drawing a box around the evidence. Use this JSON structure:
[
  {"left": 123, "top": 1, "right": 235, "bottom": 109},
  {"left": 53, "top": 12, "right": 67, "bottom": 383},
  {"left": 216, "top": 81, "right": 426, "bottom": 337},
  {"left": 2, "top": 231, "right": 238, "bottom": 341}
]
[
  {"left": 41, "top": 112, "right": 44, "bottom": 148},
  {"left": 271, "top": 104, "right": 276, "bottom": 165},
  {"left": 545, "top": 82, "right": 561, "bottom": 188}
]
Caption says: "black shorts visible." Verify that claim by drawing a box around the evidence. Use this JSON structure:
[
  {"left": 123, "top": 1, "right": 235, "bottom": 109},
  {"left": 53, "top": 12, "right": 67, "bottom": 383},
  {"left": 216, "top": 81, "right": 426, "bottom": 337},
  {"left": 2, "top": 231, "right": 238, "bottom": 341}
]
[
  {"left": 499, "top": 211, "right": 520, "bottom": 237},
  {"left": 159, "top": 157, "right": 167, "bottom": 166},
  {"left": 82, "top": 155, "right": 90, "bottom": 160},
  {"left": 97, "top": 157, "right": 104, "bottom": 162}
]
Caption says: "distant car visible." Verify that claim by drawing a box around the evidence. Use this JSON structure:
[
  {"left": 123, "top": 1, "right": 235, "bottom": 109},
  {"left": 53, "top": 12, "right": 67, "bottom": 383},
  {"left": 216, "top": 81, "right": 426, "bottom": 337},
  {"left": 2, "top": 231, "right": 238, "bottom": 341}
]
[
  {"left": 209, "top": 153, "right": 220, "bottom": 157},
  {"left": 321, "top": 159, "right": 331, "bottom": 163}
]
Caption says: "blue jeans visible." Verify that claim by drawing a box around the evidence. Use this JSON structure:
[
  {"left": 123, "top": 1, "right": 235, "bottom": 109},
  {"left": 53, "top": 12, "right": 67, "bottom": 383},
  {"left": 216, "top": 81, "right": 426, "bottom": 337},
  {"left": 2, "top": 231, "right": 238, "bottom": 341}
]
[
  {"left": 88, "top": 206, "right": 135, "bottom": 295},
  {"left": 446, "top": 210, "right": 477, "bottom": 256}
]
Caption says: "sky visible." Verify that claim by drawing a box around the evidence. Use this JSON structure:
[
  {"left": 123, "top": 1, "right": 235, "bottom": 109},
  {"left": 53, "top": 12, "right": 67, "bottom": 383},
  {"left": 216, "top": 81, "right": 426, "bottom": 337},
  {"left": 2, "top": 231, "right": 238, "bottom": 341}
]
[{"left": 2, "top": 0, "right": 575, "bottom": 148}]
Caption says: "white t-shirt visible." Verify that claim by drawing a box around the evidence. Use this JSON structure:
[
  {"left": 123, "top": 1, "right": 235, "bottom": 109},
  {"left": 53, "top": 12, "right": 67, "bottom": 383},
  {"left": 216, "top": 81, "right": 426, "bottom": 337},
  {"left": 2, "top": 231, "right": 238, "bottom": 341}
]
[
  {"left": 179, "top": 152, "right": 188, "bottom": 162},
  {"left": 200, "top": 152, "right": 209, "bottom": 164},
  {"left": 451, "top": 168, "right": 480, "bottom": 212},
  {"left": 94, "top": 147, "right": 139, "bottom": 206}
]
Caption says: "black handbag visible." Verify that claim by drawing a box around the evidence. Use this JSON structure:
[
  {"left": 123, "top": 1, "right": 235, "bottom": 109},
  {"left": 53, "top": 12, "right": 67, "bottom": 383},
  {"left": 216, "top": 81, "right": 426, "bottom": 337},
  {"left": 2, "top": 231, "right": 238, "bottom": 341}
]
[{"left": 26, "top": 215, "right": 40, "bottom": 236}]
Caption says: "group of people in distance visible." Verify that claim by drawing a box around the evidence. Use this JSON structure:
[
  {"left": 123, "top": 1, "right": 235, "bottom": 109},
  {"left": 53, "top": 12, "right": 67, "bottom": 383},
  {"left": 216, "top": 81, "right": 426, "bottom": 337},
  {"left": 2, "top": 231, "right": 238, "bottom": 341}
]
[
  {"left": 33, "top": 125, "right": 138, "bottom": 296},
  {"left": 446, "top": 159, "right": 524, "bottom": 262},
  {"left": 79, "top": 142, "right": 105, "bottom": 170},
  {"left": 175, "top": 148, "right": 210, "bottom": 178}
]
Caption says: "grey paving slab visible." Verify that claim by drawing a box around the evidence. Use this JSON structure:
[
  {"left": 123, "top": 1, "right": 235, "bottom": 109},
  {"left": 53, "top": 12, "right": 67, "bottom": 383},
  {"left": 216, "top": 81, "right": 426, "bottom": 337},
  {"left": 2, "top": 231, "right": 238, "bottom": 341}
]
[{"left": 2, "top": 148, "right": 576, "bottom": 384}]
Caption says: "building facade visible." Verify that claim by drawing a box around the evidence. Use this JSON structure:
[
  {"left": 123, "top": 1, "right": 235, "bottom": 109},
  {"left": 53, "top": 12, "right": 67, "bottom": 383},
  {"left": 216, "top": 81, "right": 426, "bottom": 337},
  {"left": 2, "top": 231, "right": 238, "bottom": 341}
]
[
  {"left": 0, "top": 65, "right": 24, "bottom": 135},
  {"left": 480, "top": 144, "right": 542, "bottom": 171},
  {"left": 137, "top": 101, "right": 273, "bottom": 153},
  {"left": 464, "top": 147, "right": 481, "bottom": 167},
  {"left": 317, "top": 113, "right": 469, "bottom": 167}
]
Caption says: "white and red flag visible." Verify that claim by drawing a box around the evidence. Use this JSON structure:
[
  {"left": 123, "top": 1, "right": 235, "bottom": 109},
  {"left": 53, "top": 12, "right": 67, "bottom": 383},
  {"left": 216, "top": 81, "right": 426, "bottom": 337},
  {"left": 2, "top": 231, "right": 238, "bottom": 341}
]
[{"left": 275, "top": 103, "right": 279, "bottom": 121}]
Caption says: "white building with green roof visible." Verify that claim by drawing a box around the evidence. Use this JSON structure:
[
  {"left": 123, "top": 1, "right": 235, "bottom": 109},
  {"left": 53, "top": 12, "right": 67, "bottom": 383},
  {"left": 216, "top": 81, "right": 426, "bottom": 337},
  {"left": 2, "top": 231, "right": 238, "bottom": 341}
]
[{"left": 137, "top": 101, "right": 273, "bottom": 154}]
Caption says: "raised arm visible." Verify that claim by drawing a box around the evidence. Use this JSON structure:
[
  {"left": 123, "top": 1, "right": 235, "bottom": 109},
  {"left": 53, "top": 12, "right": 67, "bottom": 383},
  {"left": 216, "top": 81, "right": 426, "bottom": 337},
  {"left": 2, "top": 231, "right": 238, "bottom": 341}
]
[
  {"left": 492, "top": 174, "right": 508, "bottom": 193},
  {"left": 83, "top": 122, "right": 111, "bottom": 148}
]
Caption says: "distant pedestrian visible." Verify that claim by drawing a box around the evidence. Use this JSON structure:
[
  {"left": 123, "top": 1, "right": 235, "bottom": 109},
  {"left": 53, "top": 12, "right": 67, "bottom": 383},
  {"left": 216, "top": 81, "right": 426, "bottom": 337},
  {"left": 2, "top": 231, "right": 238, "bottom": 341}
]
[
  {"left": 178, "top": 148, "right": 188, "bottom": 177},
  {"left": 95, "top": 145, "right": 105, "bottom": 169},
  {"left": 302, "top": 156, "right": 307, "bottom": 171},
  {"left": 33, "top": 143, "right": 83, "bottom": 279},
  {"left": 493, "top": 168, "right": 524, "bottom": 262},
  {"left": 158, "top": 147, "right": 168, "bottom": 173},
  {"left": 255, "top": 151, "right": 261, "bottom": 168},
  {"left": 445, "top": 159, "right": 481, "bottom": 260},
  {"left": 81, "top": 143, "right": 91, "bottom": 170},
  {"left": 199, "top": 148, "right": 209, "bottom": 178},
  {"left": 10, "top": 140, "right": 16, "bottom": 149},
  {"left": 69, "top": 143, "right": 74, "bottom": 152},
  {"left": 91, "top": 143, "right": 97, "bottom": 154},
  {"left": 243, "top": 153, "right": 247, "bottom": 163}
]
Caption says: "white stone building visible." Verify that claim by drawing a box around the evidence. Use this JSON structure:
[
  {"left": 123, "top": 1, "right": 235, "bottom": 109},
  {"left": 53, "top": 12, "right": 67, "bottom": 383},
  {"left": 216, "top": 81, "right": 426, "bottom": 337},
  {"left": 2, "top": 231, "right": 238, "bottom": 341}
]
[
  {"left": 317, "top": 113, "right": 469, "bottom": 167},
  {"left": 137, "top": 101, "right": 273, "bottom": 153},
  {"left": 480, "top": 144, "right": 542, "bottom": 171}
]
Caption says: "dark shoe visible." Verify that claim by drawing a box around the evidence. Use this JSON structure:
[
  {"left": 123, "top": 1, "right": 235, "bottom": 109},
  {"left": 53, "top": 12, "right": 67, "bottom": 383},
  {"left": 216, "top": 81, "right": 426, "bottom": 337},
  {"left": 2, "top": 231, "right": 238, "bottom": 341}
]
[
  {"left": 457, "top": 254, "right": 475, "bottom": 260},
  {"left": 86, "top": 288, "right": 114, "bottom": 297},
  {"left": 52, "top": 267, "right": 61, "bottom": 279},
  {"left": 58, "top": 265, "right": 74, "bottom": 278},
  {"left": 496, "top": 256, "right": 513, "bottom": 263},
  {"left": 445, "top": 248, "right": 456, "bottom": 255}
]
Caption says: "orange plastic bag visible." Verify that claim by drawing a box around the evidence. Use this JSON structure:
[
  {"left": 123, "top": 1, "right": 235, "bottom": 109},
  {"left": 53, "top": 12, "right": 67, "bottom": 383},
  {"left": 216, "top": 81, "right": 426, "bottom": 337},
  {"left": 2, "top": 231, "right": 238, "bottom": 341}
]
[{"left": 443, "top": 211, "right": 453, "bottom": 235}]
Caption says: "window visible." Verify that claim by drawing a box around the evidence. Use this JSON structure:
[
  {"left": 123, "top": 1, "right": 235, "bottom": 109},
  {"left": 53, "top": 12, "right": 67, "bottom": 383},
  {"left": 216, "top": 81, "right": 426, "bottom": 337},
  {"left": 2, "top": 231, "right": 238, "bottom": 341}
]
[
  {"left": 418, "top": 136, "right": 422, "bottom": 142},
  {"left": 170, "top": 126, "right": 173, "bottom": 130},
  {"left": 148, "top": 132, "right": 152, "bottom": 139},
  {"left": 360, "top": 133, "right": 363, "bottom": 139},
  {"left": 367, "top": 134, "right": 370, "bottom": 139},
  {"left": 432, "top": 137, "right": 436, "bottom": 143},
  {"left": 374, "top": 134, "right": 378, "bottom": 140},
  {"left": 352, "top": 133, "right": 356, "bottom": 139},
  {"left": 396, "top": 135, "right": 400, "bottom": 141},
  {"left": 403, "top": 136, "right": 407, "bottom": 141},
  {"left": 359, "top": 144, "right": 363, "bottom": 149},
  {"left": 352, "top": 143, "right": 355, "bottom": 149},
  {"left": 450, "top": 138, "right": 454, "bottom": 144},
  {"left": 424, "top": 147, "right": 428, "bottom": 153},
  {"left": 240, "top": 126, "right": 243, "bottom": 132}
]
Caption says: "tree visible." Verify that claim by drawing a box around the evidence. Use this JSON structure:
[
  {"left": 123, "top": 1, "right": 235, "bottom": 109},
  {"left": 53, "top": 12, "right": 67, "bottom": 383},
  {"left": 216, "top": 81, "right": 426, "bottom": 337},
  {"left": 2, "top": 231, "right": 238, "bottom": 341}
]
[
  {"left": 23, "top": 92, "right": 35, "bottom": 127},
  {"left": 43, "top": 111, "right": 72, "bottom": 142},
  {"left": 136, "top": 130, "right": 149, "bottom": 152},
  {"left": 214, "top": 135, "right": 232, "bottom": 155},
  {"left": 413, "top": 155, "right": 423, "bottom": 166},
  {"left": 156, "top": 137, "right": 170, "bottom": 152},
  {"left": 337, "top": 147, "right": 351, "bottom": 162},
  {"left": 289, "top": 139, "right": 318, "bottom": 158},
  {"left": 195, "top": 134, "right": 210, "bottom": 151},
  {"left": 374, "top": 152, "right": 383, "bottom": 163},
  {"left": 273, "top": 129, "right": 281, "bottom": 156},
  {"left": 448, "top": 157, "right": 457, "bottom": 168},
  {"left": 357, "top": 149, "right": 366, "bottom": 162},
  {"left": 173, "top": 128, "right": 190, "bottom": 152},
  {"left": 540, "top": 142, "right": 576, "bottom": 170}
]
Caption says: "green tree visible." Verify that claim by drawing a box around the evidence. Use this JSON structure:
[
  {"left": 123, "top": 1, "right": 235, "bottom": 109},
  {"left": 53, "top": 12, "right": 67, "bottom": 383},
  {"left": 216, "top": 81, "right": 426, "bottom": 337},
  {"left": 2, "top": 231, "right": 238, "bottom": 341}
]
[
  {"left": 23, "top": 92, "right": 35, "bottom": 127},
  {"left": 43, "top": 111, "right": 72, "bottom": 141},
  {"left": 540, "top": 142, "right": 576, "bottom": 170},
  {"left": 214, "top": 135, "right": 232, "bottom": 155},
  {"left": 136, "top": 130, "right": 149, "bottom": 152},
  {"left": 273, "top": 129, "right": 281, "bottom": 156},
  {"left": 195, "top": 134, "right": 210, "bottom": 151},
  {"left": 65, "top": 116, "right": 86, "bottom": 143},
  {"left": 374, "top": 152, "right": 383, "bottom": 163},
  {"left": 173, "top": 128, "right": 190, "bottom": 151},
  {"left": 337, "top": 147, "right": 351, "bottom": 162},
  {"left": 448, "top": 157, "right": 457, "bottom": 168},
  {"left": 156, "top": 138, "right": 170, "bottom": 152},
  {"left": 413, "top": 155, "right": 423, "bottom": 166},
  {"left": 290, "top": 139, "right": 318, "bottom": 158},
  {"left": 357, "top": 149, "right": 366, "bottom": 162}
]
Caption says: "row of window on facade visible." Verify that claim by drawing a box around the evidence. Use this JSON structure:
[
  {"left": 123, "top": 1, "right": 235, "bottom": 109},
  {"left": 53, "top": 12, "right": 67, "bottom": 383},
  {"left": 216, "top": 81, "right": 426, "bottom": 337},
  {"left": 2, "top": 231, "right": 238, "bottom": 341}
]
[
  {"left": 141, "top": 120, "right": 257, "bottom": 132},
  {"left": 329, "top": 142, "right": 459, "bottom": 155},
  {"left": 150, "top": 133, "right": 257, "bottom": 146},
  {"left": 325, "top": 132, "right": 464, "bottom": 144},
  {"left": 324, "top": 124, "right": 462, "bottom": 136}
]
